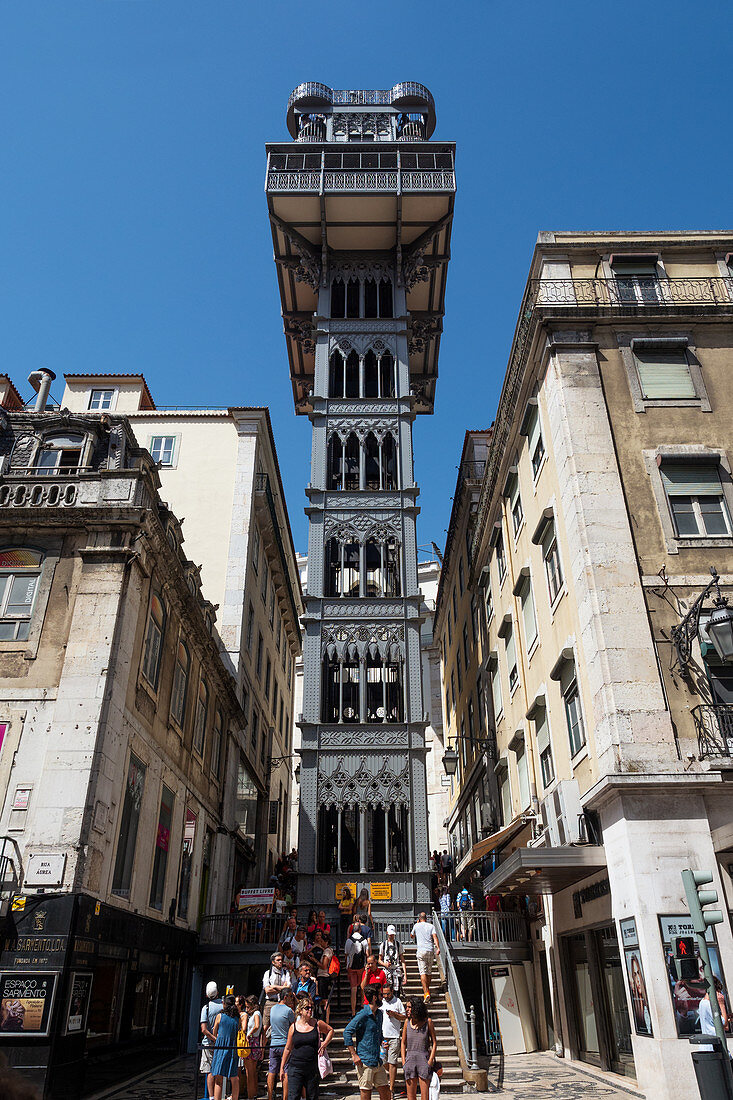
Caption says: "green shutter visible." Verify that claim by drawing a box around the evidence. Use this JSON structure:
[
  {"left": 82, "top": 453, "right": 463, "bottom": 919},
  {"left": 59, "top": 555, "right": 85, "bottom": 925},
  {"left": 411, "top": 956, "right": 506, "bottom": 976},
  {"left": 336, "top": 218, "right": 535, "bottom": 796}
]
[
  {"left": 661, "top": 462, "right": 723, "bottom": 496},
  {"left": 636, "top": 351, "right": 695, "bottom": 399},
  {"left": 535, "top": 708, "right": 550, "bottom": 754}
]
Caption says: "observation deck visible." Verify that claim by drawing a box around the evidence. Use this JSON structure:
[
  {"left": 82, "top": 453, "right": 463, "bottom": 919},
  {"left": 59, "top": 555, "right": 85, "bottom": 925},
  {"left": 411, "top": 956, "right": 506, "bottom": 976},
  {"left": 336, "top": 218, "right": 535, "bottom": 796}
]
[{"left": 265, "top": 83, "right": 455, "bottom": 412}]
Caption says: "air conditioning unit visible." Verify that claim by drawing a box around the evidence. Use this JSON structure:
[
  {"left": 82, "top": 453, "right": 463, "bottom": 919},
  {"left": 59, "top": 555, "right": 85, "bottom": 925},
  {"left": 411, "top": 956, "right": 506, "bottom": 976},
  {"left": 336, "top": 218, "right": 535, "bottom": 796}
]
[{"left": 540, "top": 779, "right": 582, "bottom": 846}]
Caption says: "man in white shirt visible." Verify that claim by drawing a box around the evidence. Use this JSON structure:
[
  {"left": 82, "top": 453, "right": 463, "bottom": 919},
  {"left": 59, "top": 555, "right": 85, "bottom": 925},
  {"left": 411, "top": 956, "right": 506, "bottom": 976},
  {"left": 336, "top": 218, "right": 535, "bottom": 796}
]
[
  {"left": 380, "top": 978, "right": 406, "bottom": 1098},
  {"left": 200, "top": 980, "right": 224, "bottom": 1100},
  {"left": 410, "top": 912, "right": 440, "bottom": 1002},
  {"left": 262, "top": 951, "right": 292, "bottom": 1031}
]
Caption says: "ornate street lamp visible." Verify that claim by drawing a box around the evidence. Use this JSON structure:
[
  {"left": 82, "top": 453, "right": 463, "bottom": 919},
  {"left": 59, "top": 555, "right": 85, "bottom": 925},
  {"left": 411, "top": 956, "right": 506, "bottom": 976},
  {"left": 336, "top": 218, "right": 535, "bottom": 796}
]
[
  {"left": 671, "top": 567, "right": 733, "bottom": 673},
  {"left": 442, "top": 746, "right": 460, "bottom": 776}
]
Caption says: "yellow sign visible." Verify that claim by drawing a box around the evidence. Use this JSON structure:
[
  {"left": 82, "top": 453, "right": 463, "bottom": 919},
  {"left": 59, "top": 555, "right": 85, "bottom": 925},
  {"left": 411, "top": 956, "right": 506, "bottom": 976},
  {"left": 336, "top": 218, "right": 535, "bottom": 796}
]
[
  {"left": 370, "top": 882, "right": 392, "bottom": 901},
  {"left": 336, "top": 882, "right": 357, "bottom": 903},
  {"left": 11, "top": 897, "right": 26, "bottom": 912},
  {"left": 94, "top": 901, "right": 101, "bottom": 916}
]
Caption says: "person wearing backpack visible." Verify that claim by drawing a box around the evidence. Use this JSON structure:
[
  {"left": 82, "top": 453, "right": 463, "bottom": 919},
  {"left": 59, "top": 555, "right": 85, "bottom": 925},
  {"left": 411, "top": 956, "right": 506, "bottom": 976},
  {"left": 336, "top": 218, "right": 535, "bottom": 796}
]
[
  {"left": 379, "top": 925, "right": 407, "bottom": 997},
  {"left": 315, "top": 932, "right": 337, "bottom": 1025},
  {"left": 345, "top": 927, "right": 367, "bottom": 1015},
  {"left": 456, "top": 887, "right": 473, "bottom": 942}
]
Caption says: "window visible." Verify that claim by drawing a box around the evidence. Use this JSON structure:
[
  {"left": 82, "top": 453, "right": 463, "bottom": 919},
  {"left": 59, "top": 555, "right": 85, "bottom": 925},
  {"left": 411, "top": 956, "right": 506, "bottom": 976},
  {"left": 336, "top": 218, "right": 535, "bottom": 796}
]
[
  {"left": 470, "top": 595, "right": 478, "bottom": 646},
  {"left": 89, "top": 388, "right": 114, "bottom": 410},
  {"left": 467, "top": 696, "right": 476, "bottom": 744},
  {"left": 170, "top": 640, "right": 189, "bottom": 727},
  {"left": 265, "top": 656, "right": 272, "bottom": 703},
  {"left": 485, "top": 584, "right": 494, "bottom": 626},
  {"left": 451, "top": 587, "right": 457, "bottom": 623},
  {"left": 515, "top": 739, "right": 530, "bottom": 809},
  {"left": 211, "top": 708, "right": 223, "bottom": 778},
  {"left": 112, "top": 754, "right": 146, "bottom": 897},
  {"left": 634, "top": 348, "right": 696, "bottom": 400},
  {"left": 490, "top": 660, "right": 503, "bottom": 720},
  {"left": 458, "top": 557, "right": 465, "bottom": 596},
  {"left": 508, "top": 475, "right": 523, "bottom": 536},
  {"left": 256, "top": 632, "right": 263, "bottom": 679},
  {"left": 496, "top": 532, "right": 506, "bottom": 584},
  {"left": 0, "top": 549, "right": 42, "bottom": 641},
  {"left": 611, "top": 256, "right": 660, "bottom": 303},
  {"left": 444, "top": 686, "right": 451, "bottom": 722},
  {"left": 498, "top": 761, "right": 512, "bottom": 826},
  {"left": 476, "top": 677, "right": 485, "bottom": 732},
  {"left": 269, "top": 585, "right": 275, "bottom": 628},
  {"left": 505, "top": 623, "right": 518, "bottom": 692},
  {"left": 141, "top": 592, "right": 166, "bottom": 689},
  {"left": 564, "top": 680, "right": 586, "bottom": 757},
  {"left": 252, "top": 526, "right": 260, "bottom": 574},
  {"left": 36, "top": 433, "right": 84, "bottom": 475},
  {"left": 279, "top": 697, "right": 284, "bottom": 738},
  {"left": 268, "top": 800, "right": 280, "bottom": 834},
  {"left": 149, "top": 435, "right": 176, "bottom": 467},
  {"left": 456, "top": 649, "right": 463, "bottom": 691},
  {"left": 251, "top": 708, "right": 259, "bottom": 750},
  {"left": 273, "top": 681, "right": 278, "bottom": 724},
  {"left": 275, "top": 610, "right": 281, "bottom": 652},
  {"left": 524, "top": 406, "right": 545, "bottom": 479},
  {"left": 261, "top": 563, "right": 268, "bottom": 604},
  {"left": 149, "top": 784, "right": 175, "bottom": 910},
  {"left": 288, "top": 655, "right": 293, "bottom": 689},
  {"left": 246, "top": 603, "right": 255, "bottom": 651},
  {"left": 450, "top": 672, "right": 456, "bottom": 713},
  {"left": 533, "top": 707, "right": 553, "bottom": 788},
  {"left": 193, "top": 680, "right": 208, "bottom": 757},
  {"left": 463, "top": 623, "right": 470, "bottom": 669},
  {"left": 520, "top": 576, "right": 538, "bottom": 649},
  {"left": 661, "top": 462, "right": 732, "bottom": 538},
  {"left": 542, "top": 524, "right": 564, "bottom": 604}
]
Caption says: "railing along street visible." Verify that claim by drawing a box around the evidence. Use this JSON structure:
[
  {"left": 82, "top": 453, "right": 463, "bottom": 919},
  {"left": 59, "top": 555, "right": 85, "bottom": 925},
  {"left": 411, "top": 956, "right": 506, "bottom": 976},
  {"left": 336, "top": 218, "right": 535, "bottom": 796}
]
[
  {"left": 437, "top": 909, "right": 527, "bottom": 946},
  {"left": 692, "top": 704, "right": 733, "bottom": 759}
]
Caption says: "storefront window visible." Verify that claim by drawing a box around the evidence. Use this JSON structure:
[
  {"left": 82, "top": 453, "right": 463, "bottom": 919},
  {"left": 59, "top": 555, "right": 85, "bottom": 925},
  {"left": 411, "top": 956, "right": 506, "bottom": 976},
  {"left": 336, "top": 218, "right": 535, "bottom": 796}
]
[
  {"left": 149, "top": 785, "right": 174, "bottom": 910},
  {"left": 86, "top": 957, "right": 125, "bottom": 1048},
  {"left": 567, "top": 933, "right": 600, "bottom": 1060},
  {"left": 659, "top": 915, "right": 729, "bottom": 1036},
  {"left": 112, "top": 754, "right": 146, "bottom": 898}
]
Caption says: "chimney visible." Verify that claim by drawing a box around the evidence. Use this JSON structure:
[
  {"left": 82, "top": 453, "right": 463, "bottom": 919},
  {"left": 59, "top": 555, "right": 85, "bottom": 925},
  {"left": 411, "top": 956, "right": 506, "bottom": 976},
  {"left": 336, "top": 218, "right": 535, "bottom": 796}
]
[{"left": 27, "top": 368, "right": 56, "bottom": 412}]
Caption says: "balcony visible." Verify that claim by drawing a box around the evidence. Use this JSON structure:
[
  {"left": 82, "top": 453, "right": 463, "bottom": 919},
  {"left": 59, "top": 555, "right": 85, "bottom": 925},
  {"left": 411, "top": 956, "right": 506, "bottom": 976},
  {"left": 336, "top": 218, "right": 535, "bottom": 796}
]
[
  {"left": 434, "top": 909, "right": 529, "bottom": 964},
  {"left": 531, "top": 275, "right": 733, "bottom": 309},
  {"left": 266, "top": 166, "right": 455, "bottom": 195},
  {"left": 692, "top": 704, "right": 733, "bottom": 762}
]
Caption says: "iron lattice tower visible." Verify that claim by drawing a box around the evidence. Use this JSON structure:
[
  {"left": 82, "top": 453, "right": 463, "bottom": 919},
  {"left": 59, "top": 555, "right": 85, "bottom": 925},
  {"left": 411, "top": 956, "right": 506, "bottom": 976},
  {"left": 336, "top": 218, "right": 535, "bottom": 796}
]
[{"left": 266, "top": 83, "right": 455, "bottom": 911}]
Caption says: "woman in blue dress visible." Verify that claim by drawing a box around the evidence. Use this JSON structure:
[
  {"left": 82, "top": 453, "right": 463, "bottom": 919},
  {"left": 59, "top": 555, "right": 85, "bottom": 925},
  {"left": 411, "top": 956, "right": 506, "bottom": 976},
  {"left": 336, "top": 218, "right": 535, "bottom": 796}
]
[{"left": 210, "top": 994, "right": 240, "bottom": 1100}]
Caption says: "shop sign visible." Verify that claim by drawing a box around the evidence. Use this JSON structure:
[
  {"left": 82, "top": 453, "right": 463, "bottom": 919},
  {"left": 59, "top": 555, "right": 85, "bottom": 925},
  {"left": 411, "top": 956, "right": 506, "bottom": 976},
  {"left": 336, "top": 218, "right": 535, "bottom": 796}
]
[
  {"left": 658, "top": 914, "right": 728, "bottom": 1038},
  {"left": 619, "top": 918, "right": 653, "bottom": 1037},
  {"left": 335, "top": 882, "right": 357, "bottom": 903},
  {"left": 64, "top": 971, "right": 93, "bottom": 1035},
  {"left": 572, "top": 876, "right": 610, "bottom": 919},
  {"left": 0, "top": 971, "right": 58, "bottom": 1036},
  {"left": 236, "top": 887, "right": 275, "bottom": 914},
  {"left": 25, "top": 853, "right": 66, "bottom": 887},
  {"left": 12, "top": 936, "right": 68, "bottom": 966},
  {"left": 370, "top": 882, "right": 392, "bottom": 901}
]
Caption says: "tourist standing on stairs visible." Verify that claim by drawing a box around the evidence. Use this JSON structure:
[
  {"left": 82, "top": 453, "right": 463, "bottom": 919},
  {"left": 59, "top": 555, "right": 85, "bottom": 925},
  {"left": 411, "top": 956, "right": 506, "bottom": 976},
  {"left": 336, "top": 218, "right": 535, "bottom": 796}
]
[
  {"left": 343, "top": 985, "right": 391, "bottom": 1100},
  {"left": 263, "top": 951, "right": 293, "bottom": 1033},
  {"left": 379, "top": 924, "right": 407, "bottom": 997},
  {"left": 209, "top": 995, "right": 241, "bottom": 1100},
  {"left": 280, "top": 996, "right": 333, "bottom": 1100},
  {"left": 352, "top": 887, "right": 374, "bottom": 942},
  {"left": 380, "top": 978, "right": 406, "bottom": 1100},
  {"left": 346, "top": 926, "right": 368, "bottom": 1015},
  {"left": 267, "top": 990, "right": 296, "bottom": 1100},
  {"left": 200, "top": 980, "right": 224, "bottom": 1100},
  {"left": 401, "top": 1000, "right": 437, "bottom": 1100},
  {"left": 410, "top": 913, "right": 439, "bottom": 1004}
]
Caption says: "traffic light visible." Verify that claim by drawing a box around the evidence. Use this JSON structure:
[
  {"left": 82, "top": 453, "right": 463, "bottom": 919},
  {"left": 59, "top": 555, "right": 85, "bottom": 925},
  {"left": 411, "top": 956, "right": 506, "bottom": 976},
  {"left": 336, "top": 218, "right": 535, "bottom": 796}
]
[
  {"left": 673, "top": 936, "right": 698, "bottom": 980},
  {"left": 681, "top": 869, "right": 724, "bottom": 934}
]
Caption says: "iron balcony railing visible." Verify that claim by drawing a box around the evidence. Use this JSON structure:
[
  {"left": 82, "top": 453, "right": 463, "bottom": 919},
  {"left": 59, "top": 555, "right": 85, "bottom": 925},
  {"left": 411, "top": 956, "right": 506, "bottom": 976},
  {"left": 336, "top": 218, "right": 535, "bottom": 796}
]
[
  {"left": 254, "top": 472, "right": 302, "bottom": 646},
  {"left": 531, "top": 275, "right": 733, "bottom": 308},
  {"left": 267, "top": 167, "right": 455, "bottom": 194},
  {"left": 692, "top": 704, "right": 733, "bottom": 759},
  {"left": 199, "top": 912, "right": 289, "bottom": 947},
  {"left": 437, "top": 909, "right": 527, "bottom": 947}
]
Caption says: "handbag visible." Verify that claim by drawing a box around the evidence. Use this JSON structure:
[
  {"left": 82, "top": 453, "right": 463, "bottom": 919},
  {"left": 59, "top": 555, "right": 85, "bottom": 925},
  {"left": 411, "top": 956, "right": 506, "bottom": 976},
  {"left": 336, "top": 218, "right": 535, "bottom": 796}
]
[
  {"left": 237, "top": 1028, "right": 250, "bottom": 1060},
  {"left": 318, "top": 1050, "right": 333, "bottom": 1079}
]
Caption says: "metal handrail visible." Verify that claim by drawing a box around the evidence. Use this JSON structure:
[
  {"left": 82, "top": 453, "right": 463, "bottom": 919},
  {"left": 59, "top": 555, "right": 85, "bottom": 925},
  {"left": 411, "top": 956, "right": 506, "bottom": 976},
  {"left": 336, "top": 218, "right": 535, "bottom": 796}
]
[
  {"left": 432, "top": 910, "right": 477, "bottom": 1070},
  {"left": 692, "top": 704, "right": 733, "bottom": 758},
  {"left": 199, "top": 911, "right": 288, "bottom": 946},
  {"left": 438, "top": 909, "right": 527, "bottom": 945}
]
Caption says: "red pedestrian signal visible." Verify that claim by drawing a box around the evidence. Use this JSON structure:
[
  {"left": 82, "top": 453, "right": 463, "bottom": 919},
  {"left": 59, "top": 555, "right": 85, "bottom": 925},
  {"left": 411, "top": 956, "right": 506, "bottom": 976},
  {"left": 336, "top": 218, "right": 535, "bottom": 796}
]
[{"left": 674, "top": 937, "right": 698, "bottom": 980}]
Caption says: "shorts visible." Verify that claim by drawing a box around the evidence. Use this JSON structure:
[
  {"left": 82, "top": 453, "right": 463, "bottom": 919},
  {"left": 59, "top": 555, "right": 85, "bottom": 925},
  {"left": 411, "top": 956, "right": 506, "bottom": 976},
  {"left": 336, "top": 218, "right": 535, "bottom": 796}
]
[
  {"left": 416, "top": 950, "right": 434, "bottom": 976},
  {"left": 268, "top": 1045, "right": 285, "bottom": 1075},
  {"left": 356, "top": 1062, "right": 389, "bottom": 1090},
  {"left": 348, "top": 968, "right": 365, "bottom": 987},
  {"left": 385, "top": 1037, "right": 401, "bottom": 1065},
  {"left": 200, "top": 1047, "right": 213, "bottom": 1073},
  {"left": 404, "top": 1053, "right": 432, "bottom": 1082}
]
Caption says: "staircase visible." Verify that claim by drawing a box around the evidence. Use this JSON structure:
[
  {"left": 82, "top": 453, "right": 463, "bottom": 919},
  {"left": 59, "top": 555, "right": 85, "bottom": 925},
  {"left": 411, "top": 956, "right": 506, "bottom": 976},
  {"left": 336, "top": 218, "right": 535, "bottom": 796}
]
[{"left": 318, "top": 949, "right": 471, "bottom": 1097}]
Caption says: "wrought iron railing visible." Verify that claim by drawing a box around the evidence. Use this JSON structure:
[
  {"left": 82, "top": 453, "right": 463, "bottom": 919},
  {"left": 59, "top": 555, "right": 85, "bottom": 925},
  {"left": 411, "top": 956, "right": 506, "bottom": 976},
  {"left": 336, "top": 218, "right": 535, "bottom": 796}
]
[
  {"left": 267, "top": 168, "right": 455, "bottom": 194},
  {"left": 254, "top": 473, "right": 302, "bottom": 646},
  {"left": 198, "top": 911, "right": 289, "bottom": 947},
  {"left": 371, "top": 915, "right": 416, "bottom": 945},
  {"left": 437, "top": 910, "right": 527, "bottom": 946},
  {"left": 692, "top": 704, "right": 733, "bottom": 759}
]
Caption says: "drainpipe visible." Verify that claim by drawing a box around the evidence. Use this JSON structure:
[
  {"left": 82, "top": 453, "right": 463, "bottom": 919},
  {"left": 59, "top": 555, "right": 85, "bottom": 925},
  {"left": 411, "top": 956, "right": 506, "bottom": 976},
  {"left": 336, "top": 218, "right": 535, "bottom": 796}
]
[{"left": 28, "top": 368, "right": 56, "bottom": 412}]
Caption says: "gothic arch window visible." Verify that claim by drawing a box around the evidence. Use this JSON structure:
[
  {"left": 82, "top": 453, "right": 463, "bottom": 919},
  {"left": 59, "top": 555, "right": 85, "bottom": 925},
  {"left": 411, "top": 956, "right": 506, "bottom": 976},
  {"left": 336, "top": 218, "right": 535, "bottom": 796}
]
[
  {"left": 366, "top": 653, "right": 383, "bottom": 722},
  {"left": 325, "top": 538, "right": 341, "bottom": 597},
  {"left": 364, "top": 278, "right": 378, "bottom": 318},
  {"left": 331, "top": 278, "right": 346, "bottom": 319},
  {"left": 385, "top": 661, "right": 404, "bottom": 722},
  {"left": 380, "top": 353, "right": 396, "bottom": 398},
  {"left": 342, "top": 541, "right": 360, "bottom": 596},
  {"left": 321, "top": 654, "right": 360, "bottom": 721},
  {"left": 346, "top": 278, "right": 360, "bottom": 318},
  {"left": 322, "top": 656, "right": 340, "bottom": 722},
  {"left": 329, "top": 351, "right": 345, "bottom": 398},
  {"left": 382, "top": 434, "right": 398, "bottom": 490},
  {"left": 364, "top": 434, "right": 380, "bottom": 491},
  {"left": 364, "top": 351, "right": 379, "bottom": 398},
  {"left": 379, "top": 278, "right": 393, "bottom": 318},
  {"left": 385, "top": 538, "right": 401, "bottom": 597},
  {"left": 344, "top": 434, "right": 360, "bottom": 490},
  {"left": 327, "top": 435, "right": 342, "bottom": 490},
  {"left": 364, "top": 539, "right": 383, "bottom": 597},
  {"left": 345, "top": 352, "right": 359, "bottom": 398},
  {"left": 342, "top": 658, "right": 360, "bottom": 723}
]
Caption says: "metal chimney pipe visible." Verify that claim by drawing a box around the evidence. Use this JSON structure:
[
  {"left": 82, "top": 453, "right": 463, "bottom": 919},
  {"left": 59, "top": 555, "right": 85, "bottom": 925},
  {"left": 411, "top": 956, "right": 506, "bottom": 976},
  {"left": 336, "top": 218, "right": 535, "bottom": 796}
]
[{"left": 27, "top": 368, "right": 56, "bottom": 412}]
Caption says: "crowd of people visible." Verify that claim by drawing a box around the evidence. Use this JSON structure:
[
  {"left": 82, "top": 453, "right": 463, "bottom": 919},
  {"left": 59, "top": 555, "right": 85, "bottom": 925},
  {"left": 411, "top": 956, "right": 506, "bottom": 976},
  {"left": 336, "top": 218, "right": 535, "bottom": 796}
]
[{"left": 199, "top": 911, "right": 444, "bottom": 1100}]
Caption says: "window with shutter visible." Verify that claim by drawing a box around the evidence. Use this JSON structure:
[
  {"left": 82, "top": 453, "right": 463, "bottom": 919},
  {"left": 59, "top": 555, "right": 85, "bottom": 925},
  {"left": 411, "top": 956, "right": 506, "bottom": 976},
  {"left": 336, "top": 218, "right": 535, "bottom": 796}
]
[
  {"left": 535, "top": 708, "right": 554, "bottom": 788},
  {"left": 660, "top": 462, "right": 732, "bottom": 537},
  {"left": 635, "top": 350, "right": 696, "bottom": 399},
  {"left": 491, "top": 662, "right": 503, "bottom": 719},
  {"left": 505, "top": 623, "right": 518, "bottom": 692},
  {"left": 520, "top": 577, "right": 538, "bottom": 648}
]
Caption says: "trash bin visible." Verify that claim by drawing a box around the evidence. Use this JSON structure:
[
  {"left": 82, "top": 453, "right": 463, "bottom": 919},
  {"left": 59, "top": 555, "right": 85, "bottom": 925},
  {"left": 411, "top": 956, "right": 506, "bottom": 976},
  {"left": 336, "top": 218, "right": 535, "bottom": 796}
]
[{"left": 689, "top": 1035, "right": 733, "bottom": 1099}]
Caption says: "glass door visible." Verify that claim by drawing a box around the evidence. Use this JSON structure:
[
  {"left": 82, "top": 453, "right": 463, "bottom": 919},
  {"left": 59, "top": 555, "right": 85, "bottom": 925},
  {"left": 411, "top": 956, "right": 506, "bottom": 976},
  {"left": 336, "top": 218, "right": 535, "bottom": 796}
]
[
  {"left": 566, "top": 933, "right": 601, "bottom": 1065},
  {"left": 596, "top": 925, "right": 635, "bottom": 1077}
]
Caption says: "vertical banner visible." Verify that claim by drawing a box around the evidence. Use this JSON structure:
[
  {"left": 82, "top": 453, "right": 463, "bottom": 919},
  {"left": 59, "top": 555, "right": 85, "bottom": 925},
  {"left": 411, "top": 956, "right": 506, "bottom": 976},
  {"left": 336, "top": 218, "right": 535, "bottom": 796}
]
[{"left": 619, "top": 918, "right": 652, "bottom": 1036}]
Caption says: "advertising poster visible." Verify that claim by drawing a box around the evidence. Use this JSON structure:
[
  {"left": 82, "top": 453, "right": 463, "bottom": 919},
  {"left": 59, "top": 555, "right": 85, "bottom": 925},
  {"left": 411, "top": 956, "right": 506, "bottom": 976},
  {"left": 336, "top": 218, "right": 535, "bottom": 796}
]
[
  {"left": 658, "top": 915, "right": 729, "bottom": 1036},
  {"left": 64, "top": 972, "right": 93, "bottom": 1035},
  {"left": 0, "top": 972, "right": 58, "bottom": 1036},
  {"left": 620, "top": 918, "right": 653, "bottom": 1037},
  {"left": 236, "top": 887, "right": 275, "bottom": 914}
]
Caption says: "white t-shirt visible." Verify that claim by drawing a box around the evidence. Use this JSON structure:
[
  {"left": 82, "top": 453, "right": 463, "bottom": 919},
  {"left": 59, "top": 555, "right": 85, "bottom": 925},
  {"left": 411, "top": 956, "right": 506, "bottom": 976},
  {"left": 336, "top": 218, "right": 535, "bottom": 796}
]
[
  {"left": 412, "top": 921, "right": 436, "bottom": 953},
  {"left": 381, "top": 996, "right": 405, "bottom": 1039}
]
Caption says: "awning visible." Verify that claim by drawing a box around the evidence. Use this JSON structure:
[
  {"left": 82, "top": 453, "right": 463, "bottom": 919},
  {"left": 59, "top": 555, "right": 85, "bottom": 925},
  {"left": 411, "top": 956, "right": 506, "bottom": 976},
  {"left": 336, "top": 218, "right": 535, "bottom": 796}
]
[
  {"left": 483, "top": 845, "right": 607, "bottom": 896},
  {"left": 455, "top": 817, "right": 530, "bottom": 878}
]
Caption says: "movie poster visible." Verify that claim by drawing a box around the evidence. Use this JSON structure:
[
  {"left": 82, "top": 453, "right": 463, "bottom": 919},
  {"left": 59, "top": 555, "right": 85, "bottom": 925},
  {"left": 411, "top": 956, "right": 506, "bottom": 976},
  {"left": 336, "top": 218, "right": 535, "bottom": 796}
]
[
  {"left": 620, "top": 918, "right": 653, "bottom": 1037},
  {"left": 64, "top": 972, "right": 93, "bottom": 1035},
  {"left": 0, "top": 972, "right": 58, "bottom": 1036}
]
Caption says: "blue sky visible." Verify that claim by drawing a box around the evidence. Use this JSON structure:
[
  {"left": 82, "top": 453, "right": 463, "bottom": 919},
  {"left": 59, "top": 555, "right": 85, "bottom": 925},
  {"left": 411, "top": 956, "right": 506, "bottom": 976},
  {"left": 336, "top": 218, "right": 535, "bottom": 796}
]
[{"left": 2, "top": 1, "right": 732, "bottom": 555}]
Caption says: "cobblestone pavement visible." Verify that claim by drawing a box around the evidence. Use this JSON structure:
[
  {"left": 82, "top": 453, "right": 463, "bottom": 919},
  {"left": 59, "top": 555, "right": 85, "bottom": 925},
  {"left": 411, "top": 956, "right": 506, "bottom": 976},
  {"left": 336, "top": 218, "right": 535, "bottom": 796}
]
[{"left": 96, "top": 1051, "right": 642, "bottom": 1100}]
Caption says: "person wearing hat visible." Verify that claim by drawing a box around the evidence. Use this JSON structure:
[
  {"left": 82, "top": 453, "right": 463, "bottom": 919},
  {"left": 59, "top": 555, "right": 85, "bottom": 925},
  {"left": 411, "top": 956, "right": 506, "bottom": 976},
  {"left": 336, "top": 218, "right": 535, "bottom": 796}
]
[
  {"left": 345, "top": 922, "right": 368, "bottom": 1015},
  {"left": 379, "top": 926, "right": 407, "bottom": 998},
  {"left": 263, "top": 951, "right": 293, "bottom": 1033},
  {"left": 200, "top": 980, "right": 224, "bottom": 1100}
]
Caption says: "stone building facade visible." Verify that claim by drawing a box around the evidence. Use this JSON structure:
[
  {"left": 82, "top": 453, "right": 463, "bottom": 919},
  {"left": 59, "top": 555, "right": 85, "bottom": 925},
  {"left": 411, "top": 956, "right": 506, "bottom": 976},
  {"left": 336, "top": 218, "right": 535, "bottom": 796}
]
[
  {"left": 265, "top": 82, "right": 455, "bottom": 913},
  {"left": 466, "top": 232, "right": 733, "bottom": 1100},
  {"left": 0, "top": 397, "right": 260, "bottom": 1095}
]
